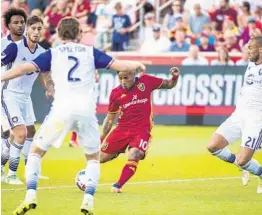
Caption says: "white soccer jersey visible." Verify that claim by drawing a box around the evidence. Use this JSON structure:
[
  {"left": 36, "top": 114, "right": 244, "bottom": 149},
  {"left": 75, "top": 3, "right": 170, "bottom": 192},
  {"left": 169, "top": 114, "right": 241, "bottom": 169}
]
[
  {"left": 32, "top": 42, "right": 113, "bottom": 115},
  {"left": 1, "top": 35, "right": 13, "bottom": 52},
  {"left": 1, "top": 37, "right": 45, "bottom": 98},
  {"left": 236, "top": 62, "right": 262, "bottom": 112}
]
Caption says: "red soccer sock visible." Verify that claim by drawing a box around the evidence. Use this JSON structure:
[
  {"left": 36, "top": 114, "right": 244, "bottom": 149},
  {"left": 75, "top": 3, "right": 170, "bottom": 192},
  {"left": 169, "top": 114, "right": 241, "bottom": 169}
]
[
  {"left": 116, "top": 159, "right": 138, "bottom": 188},
  {"left": 71, "top": 132, "right": 77, "bottom": 142}
]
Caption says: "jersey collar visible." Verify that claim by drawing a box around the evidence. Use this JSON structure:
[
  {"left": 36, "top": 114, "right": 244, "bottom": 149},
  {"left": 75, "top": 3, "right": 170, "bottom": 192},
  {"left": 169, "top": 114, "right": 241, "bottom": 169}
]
[{"left": 23, "top": 37, "right": 38, "bottom": 54}]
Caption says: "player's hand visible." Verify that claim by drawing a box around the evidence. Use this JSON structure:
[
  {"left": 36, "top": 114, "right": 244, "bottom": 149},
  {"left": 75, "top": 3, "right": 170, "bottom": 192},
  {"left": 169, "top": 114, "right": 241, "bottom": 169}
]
[
  {"left": 135, "top": 62, "right": 146, "bottom": 74},
  {"left": 170, "top": 67, "right": 180, "bottom": 77},
  {"left": 45, "top": 86, "right": 55, "bottom": 100}
]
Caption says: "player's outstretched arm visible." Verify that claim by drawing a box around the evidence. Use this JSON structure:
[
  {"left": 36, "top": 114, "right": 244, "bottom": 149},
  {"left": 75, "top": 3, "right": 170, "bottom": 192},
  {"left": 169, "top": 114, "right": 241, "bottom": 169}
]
[
  {"left": 159, "top": 67, "right": 180, "bottom": 89},
  {"left": 1, "top": 62, "right": 37, "bottom": 82},
  {"left": 39, "top": 73, "right": 55, "bottom": 99},
  {"left": 110, "top": 60, "right": 146, "bottom": 74},
  {"left": 101, "top": 113, "right": 117, "bottom": 141}
]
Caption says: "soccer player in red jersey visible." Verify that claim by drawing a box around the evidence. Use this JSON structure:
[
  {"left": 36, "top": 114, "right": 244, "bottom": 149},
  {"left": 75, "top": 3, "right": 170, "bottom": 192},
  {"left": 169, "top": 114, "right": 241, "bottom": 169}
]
[{"left": 100, "top": 67, "right": 180, "bottom": 193}]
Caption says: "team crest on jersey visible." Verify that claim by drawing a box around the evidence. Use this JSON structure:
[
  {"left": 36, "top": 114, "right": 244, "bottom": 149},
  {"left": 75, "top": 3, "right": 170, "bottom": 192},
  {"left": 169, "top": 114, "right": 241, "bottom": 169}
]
[
  {"left": 101, "top": 142, "right": 108, "bottom": 150},
  {"left": 259, "top": 69, "right": 262, "bottom": 75},
  {"left": 12, "top": 116, "right": 18, "bottom": 123},
  {"left": 137, "top": 83, "right": 145, "bottom": 91}
]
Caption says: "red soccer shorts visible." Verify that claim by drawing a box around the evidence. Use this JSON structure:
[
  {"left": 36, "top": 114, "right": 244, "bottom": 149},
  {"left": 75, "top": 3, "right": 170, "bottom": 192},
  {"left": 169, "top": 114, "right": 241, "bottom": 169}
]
[{"left": 101, "top": 127, "right": 151, "bottom": 155}]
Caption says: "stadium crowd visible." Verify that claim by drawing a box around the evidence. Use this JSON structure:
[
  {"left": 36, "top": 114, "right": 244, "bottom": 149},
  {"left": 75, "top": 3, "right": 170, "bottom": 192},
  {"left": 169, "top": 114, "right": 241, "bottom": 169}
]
[{"left": 1, "top": 0, "right": 262, "bottom": 65}]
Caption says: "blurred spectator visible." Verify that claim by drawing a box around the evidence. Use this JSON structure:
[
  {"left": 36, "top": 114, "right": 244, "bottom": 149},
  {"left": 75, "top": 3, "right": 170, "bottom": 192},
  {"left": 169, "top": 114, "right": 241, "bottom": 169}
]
[
  {"left": 140, "top": 24, "right": 171, "bottom": 53},
  {"left": 211, "top": 46, "right": 234, "bottom": 65},
  {"left": 169, "top": 28, "right": 190, "bottom": 52},
  {"left": 196, "top": 24, "right": 216, "bottom": 46},
  {"left": 27, "top": 0, "right": 49, "bottom": 13},
  {"left": 236, "top": 45, "right": 249, "bottom": 66},
  {"left": 163, "top": 0, "right": 184, "bottom": 33},
  {"left": 224, "top": 30, "right": 241, "bottom": 52},
  {"left": 1, "top": 0, "right": 11, "bottom": 36},
  {"left": 71, "top": 0, "right": 90, "bottom": 23},
  {"left": 237, "top": 1, "right": 251, "bottom": 30},
  {"left": 189, "top": 4, "right": 210, "bottom": 36},
  {"left": 139, "top": 12, "right": 156, "bottom": 43},
  {"left": 169, "top": 15, "right": 192, "bottom": 42},
  {"left": 182, "top": 45, "right": 209, "bottom": 65},
  {"left": 240, "top": 16, "right": 262, "bottom": 46},
  {"left": 141, "top": 0, "right": 154, "bottom": 14},
  {"left": 95, "top": 0, "right": 111, "bottom": 50},
  {"left": 254, "top": 4, "right": 262, "bottom": 21},
  {"left": 11, "top": 0, "right": 29, "bottom": 14},
  {"left": 44, "top": 0, "right": 71, "bottom": 35},
  {"left": 212, "top": 0, "right": 237, "bottom": 32},
  {"left": 222, "top": 16, "right": 239, "bottom": 35},
  {"left": 111, "top": 2, "right": 132, "bottom": 51},
  {"left": 184, "top": 0, "right": 216, "bottom": 13},
  {"left": 198, "top": 33, "right": 215, "bottom": 51}
]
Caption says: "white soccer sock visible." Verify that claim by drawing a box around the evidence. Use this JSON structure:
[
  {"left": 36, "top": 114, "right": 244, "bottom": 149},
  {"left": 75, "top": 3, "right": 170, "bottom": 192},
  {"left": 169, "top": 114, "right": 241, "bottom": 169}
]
[
  {"left": 212, "top": 147, "right": 237, "bottom": 165},
  {"left": 84, "top": 160, "right": 100, "bottom": 196},
  {"left": 8, "top": 141, "right": 23, "bottom": 176},
  {"left": 241, "top": 159, "right": 262, "bottom": 177},
  {"left": 1, "top": 137, "right": 10, "bottom": 167},
  {"left": 26, "top": 153, "right": 41, "bottom": 193},
  {"left": 22, "top": 138, "right": 33, "bottom": 165}
]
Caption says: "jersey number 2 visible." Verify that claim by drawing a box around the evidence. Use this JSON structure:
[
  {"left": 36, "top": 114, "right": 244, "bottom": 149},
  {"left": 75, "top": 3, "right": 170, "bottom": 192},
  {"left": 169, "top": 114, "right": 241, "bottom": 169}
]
[{"left": 68, "top": 56, "right": 81, "bottom": 82}]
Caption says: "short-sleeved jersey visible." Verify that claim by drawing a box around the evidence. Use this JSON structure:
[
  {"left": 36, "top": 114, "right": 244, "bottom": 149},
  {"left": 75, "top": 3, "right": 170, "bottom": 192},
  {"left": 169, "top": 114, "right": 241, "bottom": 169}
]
[
  {"left": 1, "top": 37, "right": 45, "bottom": 98},
  {"left": 32, "top": 42, "right": 113, "bottom": 115},
  {"left": 108, "top": 74, "right": 164, "bottom": 132},
  {"left": 1, "top": 35, "right": 13, "bottom": 52},
  {"left": 236, "top": 62, "right": 262, "bottom": 113}
]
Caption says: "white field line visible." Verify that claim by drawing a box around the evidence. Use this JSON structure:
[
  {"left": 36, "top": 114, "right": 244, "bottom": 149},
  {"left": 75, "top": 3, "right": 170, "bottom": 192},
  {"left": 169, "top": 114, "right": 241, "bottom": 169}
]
[{"left": 2, "top": 176, "right": 241, "bottom": 191}]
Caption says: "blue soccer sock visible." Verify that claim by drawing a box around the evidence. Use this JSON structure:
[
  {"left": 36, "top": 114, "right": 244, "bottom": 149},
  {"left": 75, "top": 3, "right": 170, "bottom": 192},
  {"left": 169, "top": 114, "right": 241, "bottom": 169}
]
[
  {"left": 1, "top": 137, "right": 10, "bottom": 168},
  {"left": 84, "top": 160, "right": 100, "bottom": 197},
  {"left": 8, "top": 141, "right": 23, "bottom": 176},
  {"left": 211, "top": 147, "right": 237, "bottom": 165},
  {"left": 25, "top": 153, "right": 41, "bottom": 200},
  {"left": 241, "top": 159, "right": 262, "bottom": 177}
]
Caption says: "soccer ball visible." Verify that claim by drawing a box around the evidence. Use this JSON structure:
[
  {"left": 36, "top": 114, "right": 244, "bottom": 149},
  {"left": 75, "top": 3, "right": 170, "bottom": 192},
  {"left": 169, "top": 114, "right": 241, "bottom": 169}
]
[{"left": 75, "top": 169, "right": 86, "bottom": 191}]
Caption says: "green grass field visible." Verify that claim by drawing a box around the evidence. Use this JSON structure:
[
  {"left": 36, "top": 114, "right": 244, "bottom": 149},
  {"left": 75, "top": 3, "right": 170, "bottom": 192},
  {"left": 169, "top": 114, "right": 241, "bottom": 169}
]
[{"left": 1, "top": 126, "right": 262, "bottom": 215}]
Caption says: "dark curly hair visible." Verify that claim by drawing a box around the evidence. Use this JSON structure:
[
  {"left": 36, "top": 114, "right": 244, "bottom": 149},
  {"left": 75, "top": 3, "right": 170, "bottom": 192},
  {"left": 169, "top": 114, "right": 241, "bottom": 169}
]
[{"left": 2, "top": 8, "right": 27, "bottom": 29}]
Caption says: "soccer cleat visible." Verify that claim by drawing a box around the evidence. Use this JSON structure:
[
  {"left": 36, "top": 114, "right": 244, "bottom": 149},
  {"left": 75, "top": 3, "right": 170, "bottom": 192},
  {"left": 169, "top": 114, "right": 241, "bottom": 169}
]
[
  {"left": 111, "top": 183, "right": 122, "bottom": 193},
  {"left": 7, "top": 175, "right": 24, "bottom": 185},
  {"left": 257, "top": 177, "right": 262, "bottom": 194},
  {"left": 242, "top": 170, "right": 250, "bottom": 186},
  {"left": 69, "top": 140, "right": 79, "bottom": 148},
  {"left": 12, "top": 198, "right": 37, "bottom": 215},
  {"left": 1, "top": 169, "right": 7, "bottom": 183},
  {"left": 80, "top": 198, "right": 94, "bottom": 215}
]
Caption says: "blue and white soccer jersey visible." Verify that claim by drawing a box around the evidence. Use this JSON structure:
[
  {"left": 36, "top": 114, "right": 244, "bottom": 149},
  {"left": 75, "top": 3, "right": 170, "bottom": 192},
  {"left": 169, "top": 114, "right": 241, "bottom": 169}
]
[
  {"left": 1, "top": 38, "right": 45, "bottom": 131},
  {"left": 31, "top": 42, "right": 113, "bottom": 154},
  {"left": 216, "top": 62, "right": 262, "bottom": 152}
]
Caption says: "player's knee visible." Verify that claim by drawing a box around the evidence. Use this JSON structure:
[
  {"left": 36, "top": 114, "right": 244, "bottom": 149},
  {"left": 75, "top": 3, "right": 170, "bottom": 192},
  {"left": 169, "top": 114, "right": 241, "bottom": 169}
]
[
  {"left": 129, "top": 148, "right": 145, "bottom": 161},
  {"left": 13, "top": 126, "right": 27, "bottom": 144},
  {"left": 236, "top": 155, "right": 251, "bottom": 167},
  {"left": 207, "top": 134, "right": 227, "bottom": 154},
  {"left": 26, "top": 125, "right": 36, "bottom": 138}
]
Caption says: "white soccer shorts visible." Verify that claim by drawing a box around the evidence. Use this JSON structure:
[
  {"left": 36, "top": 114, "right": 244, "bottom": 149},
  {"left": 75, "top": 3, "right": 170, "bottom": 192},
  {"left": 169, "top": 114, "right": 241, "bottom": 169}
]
[
  {"left": 1, "top": 98, "right": 36, "bottom": 131},
  {"left": 216, "top": 111, "right": 262, "bottom": 152},
  {"left": 33, "top": 107, "right": 100, "bottom": 154}
]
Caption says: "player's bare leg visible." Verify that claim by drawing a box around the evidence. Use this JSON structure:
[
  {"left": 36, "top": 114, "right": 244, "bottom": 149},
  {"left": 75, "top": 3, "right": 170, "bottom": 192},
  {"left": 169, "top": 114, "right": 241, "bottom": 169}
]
[
  {"left": 80, "top": 152, "right": 100, "bottom": 215},
  {"left": 13, "top": 143, "right": 46, "bottom": 215},
  {"left": 207, "top": 133, "right": 249, "bottom": 184},
  {"left": 25, "top": 125, "right": 49, "bottom": 180},
  {"left": 100, "top": 151, "right": 120, "bottom": 163},
  {"left": 69, "top": 131, "right": 79, "bottom": 148},
  {"left": 7, "top": 125, "right": 27, "bottom": 185},
  {"left": 111, "top": 147, "right": 144, "bottom": 193},
  {"left": 236, "top": 147, "right": 262, "bottom": 193}
]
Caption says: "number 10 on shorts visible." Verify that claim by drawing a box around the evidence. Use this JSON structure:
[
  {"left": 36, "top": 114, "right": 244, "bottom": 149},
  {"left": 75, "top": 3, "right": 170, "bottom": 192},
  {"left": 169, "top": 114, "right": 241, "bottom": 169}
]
[{"left": 139, "top": 139, "right": 148, "bottom": 151}]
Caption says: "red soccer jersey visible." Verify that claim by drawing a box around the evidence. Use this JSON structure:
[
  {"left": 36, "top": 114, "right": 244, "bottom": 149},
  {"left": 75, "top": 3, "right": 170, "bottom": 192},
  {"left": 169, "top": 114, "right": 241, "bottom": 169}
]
[{"left": 108, "top": 74, "right": 164, "bottom": 132}]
